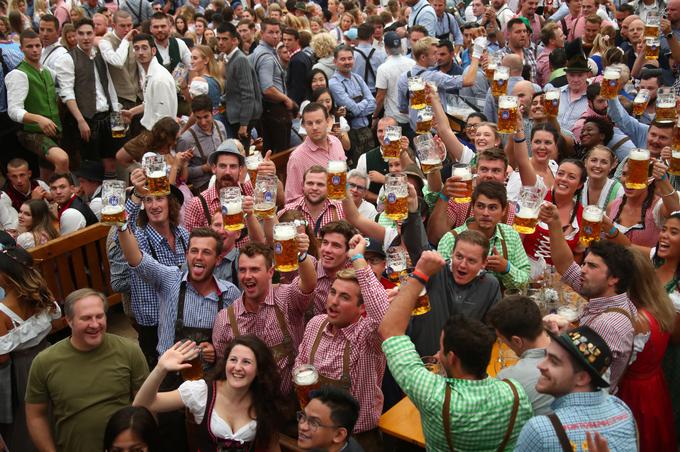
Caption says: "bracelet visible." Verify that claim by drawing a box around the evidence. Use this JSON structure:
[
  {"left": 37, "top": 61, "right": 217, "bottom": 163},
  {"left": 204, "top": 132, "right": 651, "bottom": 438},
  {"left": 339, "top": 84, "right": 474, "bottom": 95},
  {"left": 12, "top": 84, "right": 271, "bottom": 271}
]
[
  {"left": 502, "top": 261, "right": 511, "bottom": 274},
  {"left": 350, "top": 253, "right": 364, "bottom": 262},
  {"left": 513, "top": 136, "right": 526, "bottom": 143},
  {"left": 298, "top": 252, "right": 308, "bottom": 263},
  {"left": 438, "top": 192, "right": 450, "bottom": 202},
  {"left": 410, "top": 273, "right": 428, "bottom": 285},
  {"left": 662, "top": 189, "right": 677, "bottom": 198},
  {"left": 606, "top": 226, "right": 619, "bottom": 239},
  {"left": 412, "top": 269, "right": 430, "bottom": 283},
  {"left": 132, "top": 189, "right": 144, "bottom": 199}
]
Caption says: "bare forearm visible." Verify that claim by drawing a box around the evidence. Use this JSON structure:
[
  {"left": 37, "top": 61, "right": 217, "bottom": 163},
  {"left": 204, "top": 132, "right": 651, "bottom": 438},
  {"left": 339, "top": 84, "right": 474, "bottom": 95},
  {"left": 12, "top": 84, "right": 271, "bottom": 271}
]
[
  {"left": 426, "top": 199, "right": 451, "bottom": 244},
  {"left": 263, "top": 87, "right": 289, "bottom": 104},
  {"left": 379, "top": 276, "right": 422, "bottom": 339},
  {"left": 246, "top": 213, "right": 265, "bottom": 244},
  {"left": 298, "top": 256, "right": 316, "bottom": 293},
  {"left": 65, "top": 99, "right": 85, "bottom": 123},
  {"left": 119, "top": 227, "right": 143, "bottom": 266},
  {"left": 132, "top": 365, "right": 167, "bottom": 409},
  {"left": 548, "top": 220, "right": 575, "bottom": 275},
  {"left": 25, "top": 405, "right": 56, "bottom": 452}
]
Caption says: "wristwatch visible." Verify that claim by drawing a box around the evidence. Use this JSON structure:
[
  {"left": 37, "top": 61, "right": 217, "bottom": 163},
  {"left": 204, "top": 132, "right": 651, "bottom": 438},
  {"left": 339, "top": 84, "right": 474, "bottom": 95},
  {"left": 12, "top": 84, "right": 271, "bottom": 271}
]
[
  {"left": 667, "top": 32, "right": 674, "bottom": 40},
  {"left": 298, "top": 252, "right": 308, "bottom": 263}
]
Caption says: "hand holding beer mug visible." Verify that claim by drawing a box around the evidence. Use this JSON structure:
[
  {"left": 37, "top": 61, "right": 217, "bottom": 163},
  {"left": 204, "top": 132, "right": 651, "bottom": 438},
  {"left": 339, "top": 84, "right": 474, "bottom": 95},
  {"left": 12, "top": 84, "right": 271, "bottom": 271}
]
[
  {"left": 254, "top": 174, "right": 278, "bottom": 219},
  {"left": 451, "top": 164, "right": 473, "bottom": 203},
  {"left": 492, "top": 66, "right": 509, "bottom": 98},
  {"left": 485, "top": 51, "right": 501, "bottom": 81},
  {"left": 382, "top": 125, "right": 402, "bottom": 160},
  {"left": 421, "top": 356, "right": 446, "bottom": 375},
  {"left": 497, "top": 95, "right": 519, "bottom": 134},
  {"left": 220, "top": 186, "right": 245, "bottom": 231},
  {"left": 411, "top": 250, "right": 446, "bottom": 316},
  {"left": 543, "top": 89, "right": 560, "bottom": 118},
  {"left": 632, "top": 89, "right": 651, "bottom": 116},
  {"left": 579, "top": 205, "right": 604, "bottom": 247},
  {"left": 245, "top": 151, "right": 263, "bottom": 183},
  {"left": 143, "top": 153, "right": 170, "bottom": 196},
  {"left": 513, "top": 186, "right": 545, "bottom": 234},
  {"left": 601, "top": 66, "right": 621, "bottom": 100},
  {"left": 625, "top": 148, "right": 651, "bottom": 189},
  {"left": 656, "top": 88, "right": 677, "bottom": 123},
  {"left": 274, "top": 222, "right": 299, "bottom": 272},
  {"left": 293, "top": 364, "right": 320, "bottom": 409},
  {"left": 157, "top": 340, "right": 202, "bottom": 381},
  {"left": 327, "top": 160, "right": 347, "bottom": 200},
  {"left": 414, "top": 133, "right": 442, "bottom": 174},
  {"left": 384, "top": 173, "right": 409, "bottom": 221},
  {"left": 408, "top": 76, "right": 427, "bottom": 110},
  {"left": 101, "top": 180, "right": 127, "bottom": 226}
]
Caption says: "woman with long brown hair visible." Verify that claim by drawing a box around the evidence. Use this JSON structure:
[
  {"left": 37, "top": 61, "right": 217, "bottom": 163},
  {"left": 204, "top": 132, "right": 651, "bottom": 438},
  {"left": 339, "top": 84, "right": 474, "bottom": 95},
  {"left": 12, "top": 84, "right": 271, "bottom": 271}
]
[{"left": 16, "top": 199, "right": 59, "bottom": 250}]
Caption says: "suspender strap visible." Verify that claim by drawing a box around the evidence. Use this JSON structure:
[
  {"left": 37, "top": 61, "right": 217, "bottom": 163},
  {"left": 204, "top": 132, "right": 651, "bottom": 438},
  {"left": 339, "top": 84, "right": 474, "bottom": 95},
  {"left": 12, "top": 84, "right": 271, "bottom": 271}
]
[
  {"left": 498, "top": 379, "right": 520, "bottom": 451},
  {"left": 309, "top": 319, "right": 351, "bottom": 382},
  {"left": 227, "top": 305, "right": 241, "bottom": 337},
  {"left": 354, "top": 47, "right": 376, "bottom": 83},
  {"left": 603, "top": 307, "right": 634, "bottom": 327},
  {"left": 309, "top": 319, "right": 329, "bottom": 363},
  {"left": 198, "top": 194, "right": 212, "bottom": 225},
  {"left": 548, "top": 414, "right": 573, "bottom": 452},
  {"left": 610, "top": 136, "right": 630, "bottom": 153},
  {"left": 498, "top": 226, "right": 508, "bottom": 260},
  {"left": 188, "top": 128, "right": 206, "bottom": 160}
]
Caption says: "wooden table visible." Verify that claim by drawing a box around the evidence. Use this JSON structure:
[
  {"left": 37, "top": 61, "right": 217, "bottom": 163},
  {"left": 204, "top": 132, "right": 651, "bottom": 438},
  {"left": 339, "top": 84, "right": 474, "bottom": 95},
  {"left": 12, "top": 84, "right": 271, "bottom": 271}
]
[{"left": 378, "top": 341, "right": 512, "bottom": 448}]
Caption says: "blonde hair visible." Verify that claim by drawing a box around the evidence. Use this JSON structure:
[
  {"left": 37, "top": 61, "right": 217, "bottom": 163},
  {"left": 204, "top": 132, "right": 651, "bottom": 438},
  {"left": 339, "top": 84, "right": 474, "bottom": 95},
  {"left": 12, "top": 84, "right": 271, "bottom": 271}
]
[
  {"left": 335, "top": 268, "right": 364, "bottom": 304},
  {"left": 412, "top": 36, "right": 438, "bottom": 60},
  {"left": 628, "top": 248, "right": 676, "bottom": 332},
  {"left": 589, "top": 26, "right": 615, "bottom": 56},
  {"left": 311, "top": 31, "right": 338, "bottom": 58},
  {"left": 192, "top": 45, "right": 224, "bottom": 91}
]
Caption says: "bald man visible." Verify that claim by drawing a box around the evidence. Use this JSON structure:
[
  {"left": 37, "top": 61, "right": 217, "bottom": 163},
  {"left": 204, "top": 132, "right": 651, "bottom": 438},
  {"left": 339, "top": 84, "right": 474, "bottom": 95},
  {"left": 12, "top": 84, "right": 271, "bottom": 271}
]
[{"left": 512, "top": 81, "right": 535, "bottom": 117}]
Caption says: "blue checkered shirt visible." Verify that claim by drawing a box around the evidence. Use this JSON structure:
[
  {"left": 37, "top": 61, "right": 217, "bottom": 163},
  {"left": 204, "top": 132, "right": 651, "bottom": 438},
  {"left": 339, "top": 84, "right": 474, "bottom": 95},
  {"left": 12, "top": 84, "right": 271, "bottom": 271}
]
[
  {"left": 122, "top": 199, "right": 190, "bottom": 326},
  {"left": 132, "top": 253, "right": 240, "bottom": 355},
  {"left": 515, "top": 391, "right": 637, "bottom": 451}
]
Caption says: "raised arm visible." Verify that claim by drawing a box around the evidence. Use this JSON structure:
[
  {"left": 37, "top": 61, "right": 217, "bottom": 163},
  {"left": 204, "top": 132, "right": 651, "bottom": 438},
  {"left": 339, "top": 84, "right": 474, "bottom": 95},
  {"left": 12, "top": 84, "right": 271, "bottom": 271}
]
[
  {"left": 296, "top": 232, "right": 317, "bottom": 294},
  {"left": 402, "top": 183, "right": 431, "bottom": 264},
  {"left": 539, "top": 202, "right": 574, "bottom": 275},
  {"left": 118, "top": 222, "right": 144, "bottom": 267},
  {"left": 341, "top": 193, "right": 386, "bottom": 243},
  {"left": 428, "top": 84, "right": 467, "bottom": 162},
  {"left": 512, "top": 116, "right": 537, "bottom": 187}
]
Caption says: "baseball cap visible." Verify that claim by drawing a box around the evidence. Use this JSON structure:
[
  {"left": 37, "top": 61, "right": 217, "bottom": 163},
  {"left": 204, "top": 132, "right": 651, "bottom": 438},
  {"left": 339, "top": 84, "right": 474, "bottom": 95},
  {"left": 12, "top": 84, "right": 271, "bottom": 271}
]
[{"left": 384, "top": 31, "right": 401, "bottom": 49}]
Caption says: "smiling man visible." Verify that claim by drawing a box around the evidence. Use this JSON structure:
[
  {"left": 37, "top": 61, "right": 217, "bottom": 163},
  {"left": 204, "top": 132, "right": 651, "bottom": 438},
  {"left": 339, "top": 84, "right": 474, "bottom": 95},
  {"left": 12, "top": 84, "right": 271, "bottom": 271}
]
[
  {"left": 297, "top": 387, "right": 363, "bottom": 451},
  {"left": 26, "top": 288, "right": 148, "bottom": 452}
]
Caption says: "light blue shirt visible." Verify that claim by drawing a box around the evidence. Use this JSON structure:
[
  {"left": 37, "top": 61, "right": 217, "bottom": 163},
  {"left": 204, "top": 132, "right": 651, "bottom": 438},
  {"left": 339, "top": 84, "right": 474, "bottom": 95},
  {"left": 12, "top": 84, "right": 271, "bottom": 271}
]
[
  {"left": 329, "top": 70, "right": 376, "bottom": 128},
  {"left": 435, "top": 12, "right": 463, "bottom": 45},
  {"left": 497, "top": 348, "right": 554, "bottom": 416},
  {"left": 556, "top": 84, "right": 588, "bottom": 132},
  {"left": 352, "top": 42, "right": 387, "bottom": 94},
  {"left": 248, "top": 41, "right": 286, "bottom": 95},
  {"left": 408, "top": 0, "right": 437, "bottom": 37},
  {"left": 607, "top": 97, "right": 650, "bottom": 149}
]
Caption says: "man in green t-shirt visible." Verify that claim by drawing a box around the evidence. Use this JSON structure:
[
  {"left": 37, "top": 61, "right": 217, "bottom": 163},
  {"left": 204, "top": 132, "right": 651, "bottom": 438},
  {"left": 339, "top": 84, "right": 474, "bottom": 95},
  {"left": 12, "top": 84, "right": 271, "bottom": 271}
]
[{"left": 25, "top": 288, "right": 148, "bottom": 452}]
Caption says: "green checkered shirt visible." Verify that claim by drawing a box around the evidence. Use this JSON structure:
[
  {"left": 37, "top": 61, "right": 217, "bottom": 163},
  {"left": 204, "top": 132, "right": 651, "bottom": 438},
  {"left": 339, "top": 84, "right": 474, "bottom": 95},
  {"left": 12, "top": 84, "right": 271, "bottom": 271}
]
[
  {"left": 382, "top": 336, "right": 533, "bottom": 451},
  {"left": 436, "top": 220, "right": 530, "bottom": 289}
]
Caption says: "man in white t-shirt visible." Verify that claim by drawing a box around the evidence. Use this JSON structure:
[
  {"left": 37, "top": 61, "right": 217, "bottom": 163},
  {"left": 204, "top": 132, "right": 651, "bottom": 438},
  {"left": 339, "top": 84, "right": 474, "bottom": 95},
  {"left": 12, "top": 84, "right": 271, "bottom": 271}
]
[{"left": 347, "top": 169, "right": 378, "bottom": 221}]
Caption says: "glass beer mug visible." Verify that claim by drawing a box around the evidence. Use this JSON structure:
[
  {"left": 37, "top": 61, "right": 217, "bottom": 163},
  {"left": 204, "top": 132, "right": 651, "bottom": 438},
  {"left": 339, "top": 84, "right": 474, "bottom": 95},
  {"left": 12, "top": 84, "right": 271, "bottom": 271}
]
[
  {"left": 110, "top": 103, "right": 127, "bottom": 139},
  {"left": 497, "top": 95, "right": 519, "bottom": 134},
  {"left": 644, "top": 37, "right": 660, "bottom": 60},
  {"left": 408, "top": 76, "right": 427, "bottom": 110},
  {"left": 412, "top": 286, "right": 431, "bottom": 316},
  {"left": 180, "top": 344, "right": 203, "bottom": 381},
  {"left": 543, "top": 89, "right": 560, "bottom": 118},
  {"left": 414, "top": 133, "right": 442, "bottom": 175},
  {"left": 274, "top": 222, "right": 298, "bottom": 272},
  {"left": 143, "top": 153, "right": 170, "bottom": 196},
  {"left": 254, "top": 174, "right": 277, "bottom": 219},
  {"left": 415, "top": 106, "right": 434, "bottom": 135},
  {"left": 327, "top": 160, "right": 347, "bottom": 201},
  {"left": 491, "top": 66, "right": 509, "bottom": 98},
  {"left": 632, "top": 89, "right": 650, "bottom": 116},
  {"left": 601, "top": 66, "right": 621, "bottom": 100},
  {"left": 485, "top": 51, "right": 501, "bottom": 81},
  {"left": 579, "top": 205, "right": 603, "bottom": 247},
  {"left": 386, "top": 246, "right": 408, "bottom": 285},
  {"left": 645, "top": 11, "right": 660, "bottom": 38},
  {"left": 384, "top": 173, "right": 408, "bottom": 221},
  {"left": 220, "top": 186, "right": 245, "bottom": 231},
  {"left": 101, "top": 180, "right": 126, "bottom": 226},
  {"left": 245, "top": 151, "right": 263, "bottom": 183},
  {"left": 513, "top": 186, "right": 545, "bottom": 235},
  {"left": 451, "top": 163, "right": 473, "bottom": 204},
  {"left": 625, "top": 148, "right": 651, "bottom": 190},
  {"left": 656, "top": 88, "right": 677, "bottom": 123},
  {"left": 293, "top": 364, "right": 319, "bottom": 409},
  {"left": 382, "top": 125, "right": 402, "bottom": 160}
]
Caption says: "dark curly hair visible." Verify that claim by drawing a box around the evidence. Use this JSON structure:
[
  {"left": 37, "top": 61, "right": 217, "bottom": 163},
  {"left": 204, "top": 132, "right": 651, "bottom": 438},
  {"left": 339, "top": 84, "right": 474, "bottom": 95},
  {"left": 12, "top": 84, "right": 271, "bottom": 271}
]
[
  {"left": 209, "top": 335, "right": 285, "bottom": 449},
  {"left": 582, "top": 116, "right": 615, "bottom": 145}
]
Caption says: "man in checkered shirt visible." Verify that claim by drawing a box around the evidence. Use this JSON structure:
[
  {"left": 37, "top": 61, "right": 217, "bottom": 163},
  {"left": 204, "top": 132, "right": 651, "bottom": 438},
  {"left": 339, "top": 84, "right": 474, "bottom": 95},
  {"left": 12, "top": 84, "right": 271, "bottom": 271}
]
[{"left": 295, "top": 235, "right": 389, "bottom": 450}]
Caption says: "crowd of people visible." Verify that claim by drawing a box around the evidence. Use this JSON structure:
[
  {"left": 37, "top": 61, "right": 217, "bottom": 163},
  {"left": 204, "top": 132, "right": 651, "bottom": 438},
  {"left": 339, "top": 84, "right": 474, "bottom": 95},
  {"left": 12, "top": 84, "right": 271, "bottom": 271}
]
[{"left": 0, "top": 0, "right": 680, "bottom": 450}]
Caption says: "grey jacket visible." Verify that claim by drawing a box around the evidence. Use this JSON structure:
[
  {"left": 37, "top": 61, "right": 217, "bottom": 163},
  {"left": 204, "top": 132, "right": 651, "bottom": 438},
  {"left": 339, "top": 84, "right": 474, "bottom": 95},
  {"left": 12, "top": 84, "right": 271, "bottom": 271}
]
[{"left": 224, "top": 48, "right": 262, "bottom": 126}]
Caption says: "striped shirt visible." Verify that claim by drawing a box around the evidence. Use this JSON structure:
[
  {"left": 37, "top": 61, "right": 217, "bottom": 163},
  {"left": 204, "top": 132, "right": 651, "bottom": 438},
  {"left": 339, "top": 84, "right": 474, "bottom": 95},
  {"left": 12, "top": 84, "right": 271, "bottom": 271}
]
[
  {"left": 131, "top": 254, "right": 240, "bottom": 354},
  {"left": 211, "top": 279, "right": 314, "bottom": 394},
  {"left": 382, "top": 335, "right": 532, "bottom": 451},
  {"left": 561, "top": 262, "right": 637, "bottom": 392},
  {"left": 295, "top": 266, "right": 389, "bottom": 433},
  {"left": 278, "top": 197, "right": 345, "bottom": 239}
]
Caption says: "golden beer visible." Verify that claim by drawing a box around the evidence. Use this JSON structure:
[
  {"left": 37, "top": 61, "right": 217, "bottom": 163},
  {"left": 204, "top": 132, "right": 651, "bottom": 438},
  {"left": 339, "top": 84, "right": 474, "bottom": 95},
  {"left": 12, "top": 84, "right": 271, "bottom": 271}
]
[
  {"left": 254, "top": 204, "right": 276, "bottom": 219},
  {"left": 544, "top": 89, "right": 560, "bottom": 117},
  {"left": 452, "top": 165, "right": 472, "bottom": 203},
  {"left": 579, "top": 205, "right": 603, "bottom": 247},
  {"left": 327, "top": 160, "right": 347, "bottom": 200},
  {"left": 293, "top": 365, "right": 319, "bottom": 409},
  {"left": 632, "top": 90, "right": 650, "bottom": 116},
  {"left": 644, "top": 24, "right": 660, "bottom": 38},
  {"left": 625, "top": 148, "right": 650, "bottom": 189},
  {"left": 422, "top": 356, "right": 441, "bottom": 374},
  {"left": 385, "top": 193, "right": 408, "bottom": 221},
  {"left": 491, "top": 66, "right": 509, "bottom": 98},
  {"left": 222, "top": 208, "right": 245, "bottom": 231},
  {"left": 485, "top": 63, "right": 496, "bottom": 81},
  {"left": 408, "top": 76, "right": 426, "bottom": 110},
  {"left": 181, "top": 355, "right": 204, "bottom": 381},
  {"left": 382, "top": 125, "right": 402, "bottom": 160},
  {"left": 644, "top": 38, "right": 659, "bottom": 60},
  {"left": 412, "top": 288, "right": 431, "bottom": 316},
  {"left": 387, "top": 268, "right": 408, "bottom": 284},
  {"left": 670, "top": 151, "right": 680, "bottom": 176},
  {"left": 245, "top": 152, "right": 262, "bottom": 183},
  {"left": 673, "top": 121, "right": 680, "bottom": 152},
  {"left": 601, "top": 67, "right": 620, "bottom": 100},
  {"left": 420, "top": 159, "right": 443, "bottom": 174},
  {"left": 416, "top": 111, "right": 433, "bottom": 134},
  {"left": 512, "top": 209, "right": 539, "bottom": 234},
  {"left": 101, "top": 205, "right": 125, "bottom": 226},
  {"left": 147, "top": 171, "right": 170, "bottom": 196},
  {"left": 656, "top": 93, "right": 677, "bottom": 122},
  {"left": 111, "top": 126, "right": 126, "bottom": 138},
  {"left": 497, "top": 96, "right": 519, "bottom": 134},
  {"left": 274, "top": 223, "right": 298, "bottom": 272}
]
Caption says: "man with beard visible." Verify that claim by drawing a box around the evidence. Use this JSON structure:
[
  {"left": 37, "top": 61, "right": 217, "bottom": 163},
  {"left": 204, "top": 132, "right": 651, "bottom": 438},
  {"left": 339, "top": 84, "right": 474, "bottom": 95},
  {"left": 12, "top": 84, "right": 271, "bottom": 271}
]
[
  {"left": 279, "top": 165, "right": 346, "bottom": 239},
  {"left": 212, "top": 240, "right": 316, "bottom": 395},
  {"left": 498, "top": 18, "right": 537, "bottom": 83}
]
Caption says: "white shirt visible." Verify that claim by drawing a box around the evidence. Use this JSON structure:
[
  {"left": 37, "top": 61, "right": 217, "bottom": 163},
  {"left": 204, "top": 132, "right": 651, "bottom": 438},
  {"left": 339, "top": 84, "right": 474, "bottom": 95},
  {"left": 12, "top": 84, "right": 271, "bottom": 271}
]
[
  {"left": 358, "top": 199, "right": 378, "bottom": 220},
  {"left": 154, "top": 37, "right": 192, "bottom": 69},
  {"left": 98, "top": 34, "right": 131, "bottom": 68},
  {"left": 55, "top": 46, "right": 118, "bottom": 113},
  {"left": 0, "top": 192, "right": 18, "bottom": 231},
  {"left": 89, "top": 185, "right": 103, "bottom": 220},
  {"left": 5, "top": 65, "right": 51, "bottom": 124},
  {"left": 40, "top": 42, "right": 68, "bottom": 72},
  {"left": 139, "top": 58, "right": 178, "bottom": 131},
  {"left": 375, "top": 54, "right": 415, "bottom": 124},
  {"left": 60, "top": 208, "right": 86, "bottom": 234}
]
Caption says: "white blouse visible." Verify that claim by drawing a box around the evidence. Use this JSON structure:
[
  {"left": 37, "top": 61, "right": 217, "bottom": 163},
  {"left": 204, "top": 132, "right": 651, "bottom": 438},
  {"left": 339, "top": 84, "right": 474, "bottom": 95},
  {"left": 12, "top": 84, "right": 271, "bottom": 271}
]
[
  {"left": 178, "top": 379, "right": 257, "bottom": 443},
  {"left": 0, "top": 301, "right": 61, "bottom": 354}
]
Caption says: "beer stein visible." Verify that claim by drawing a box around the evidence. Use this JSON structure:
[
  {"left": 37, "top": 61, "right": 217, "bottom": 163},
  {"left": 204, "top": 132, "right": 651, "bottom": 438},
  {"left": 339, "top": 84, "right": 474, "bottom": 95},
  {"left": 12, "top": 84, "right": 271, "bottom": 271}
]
[
  {"left": 414, "top": 133, "right": 442, "bottom": 175},
  {"left": 245, "top": 151, "right": 263, "bottom": 183},
  {"left": 110, "top": 103, "right": 127, "bottom": 139},
  {"left": 220, "top": 186, "right": 245, "bottom": 231},
  {"left": 421, "top": 356, "right": 445, "bottom": 375},
  {"left": 485, "top": 51, "right": 501, "bottom": 81},
  {"left": 491, "top": 66, "right": 509, "bottom": 98},
  {"left": 180, "top": 345, "right": 203, "bottom": 381},
  {"left": 412, "top": 286, "right": 431, "bottom": 316},
  {"left": 408, "top": 76, "right": 427, "bottom": 110},
  {"left": 274, "top": 222, "right": 299, "bottom": 272},
  {"left": 671, "top": 118, "right": 680, "bottom": 176},
  {"left": 644, "top": 37, "right": 660, "bottom": 60},
  {"left": 451, "top": 163, "right": 473, "bottom": 204},
  {"left": 101, "top": 180, "right": 126, "bottom": 226},
  {"left": 384, "top": 173, "right": 409, "bottom": 221},
  {"left": 386, "top": 247, "right": 408, "bottom": 285},
  {"left": 382, "top": 125, "right": 402, "bottom": 160},
  {"left": 497, "top": 95, "right": 519, "bottom": 134},
  {"left": 656, "top": 88, "right": 677, "bottom": 123},
  {"left": 579, "top": 205, "right": 603, "bottom": 247},
  {"left": 543, "top": 89, "right": 560, "bottom": 118},
  {"left": 142, "top": 153, "right": 170, "bottom": 196},
  {"left": 293, "top": 364, "right": 319, "bottom": 409},
  {"left": 625, "top": 148, "right": 651, "bottom": 189},
  {"left": 645, "top": 12, "right": 660, "bottom": 38},
  {"left": 632, "top": 89, "right": 650, "bottom": 116},
  {"left": 601, "top": 66, "right": 621, "bottom": 100},
  {"left": 512, "top": 185, "right": 545, "bottom": 235},
  {"left": 327, "top": 160, "right": 347, "bottom": 200},
  {"left": 254, "top": 174, "right": 277, "bottom": 219},
  {"left": 415, "top": 106, "right": 434, "bottom": 135}
]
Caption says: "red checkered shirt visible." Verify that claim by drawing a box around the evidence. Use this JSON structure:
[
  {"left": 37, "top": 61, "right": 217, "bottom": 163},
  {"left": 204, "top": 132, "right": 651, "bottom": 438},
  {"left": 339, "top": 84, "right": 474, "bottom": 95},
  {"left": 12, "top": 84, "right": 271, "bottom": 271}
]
[
  {"left": 561, "top": 262, "right": 637, "bottom": 393},
  {"left": 294, "top": 266, "right": 389, "bottom": 433},
  {"left": 183, "top": 182, "right": 254, "bottom": 248},
  {"left": 311, "top": 258, "right": 354, "bottom": 316},
  {"left": 278, "top": 197, "right": 345, "bottom": 239},
  {"left": 447, "top": 199, "right": 516, "bottom": 228},
  {"left": 211, "top": 278, "right": 313, "bottom": 394}
]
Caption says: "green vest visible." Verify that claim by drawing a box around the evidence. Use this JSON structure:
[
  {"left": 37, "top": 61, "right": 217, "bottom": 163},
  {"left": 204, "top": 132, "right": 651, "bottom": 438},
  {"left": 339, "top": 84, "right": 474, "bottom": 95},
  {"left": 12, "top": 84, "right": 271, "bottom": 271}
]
[{"left": 16, "top": 61, "right": 61, "bottom": 134}]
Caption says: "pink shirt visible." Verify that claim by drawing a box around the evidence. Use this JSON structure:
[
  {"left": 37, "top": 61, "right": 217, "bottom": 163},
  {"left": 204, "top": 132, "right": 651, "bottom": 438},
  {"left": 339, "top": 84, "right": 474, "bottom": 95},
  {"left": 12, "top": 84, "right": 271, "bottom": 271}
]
[
  {"left": 572, "top": 16, "right": 615, "bottom": 42},
  {"left": 284, "top": 135, "right": 346, "bottom": 203},
  {"left": 536, "top": 47, "right": 552, "bottom": 88}
]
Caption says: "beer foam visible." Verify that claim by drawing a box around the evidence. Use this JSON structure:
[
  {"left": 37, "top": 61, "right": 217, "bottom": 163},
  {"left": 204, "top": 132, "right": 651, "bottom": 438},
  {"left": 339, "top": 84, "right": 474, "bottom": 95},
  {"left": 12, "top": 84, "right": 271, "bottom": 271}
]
[
  {"left": 295, "top": 368, "right": 318, "bottom": 385},
  {"left": 421, "top": 159, "right": 441, "bottom": 166},
  {"left": 557, "top": 306, "right": 579, "bottom": 322},
  {"left": 274, "top": 224, "right": 296, "bottom": 241},
  {"left": 224, "top": 202, "right": 242, "bottom": 214},
  {"left": 148, "top": 170, "right": 167, "bottom": 178},
  {"left": 582, "top": 206, "right": 603, "bottom": 223},
  {"left": 452, "top": 167, "right": 472, "bottom": 180},
  {"left": 515, "top": 208, "right": 538, "bottom": 219},
  {"left": 493, "top": 71, "right": 508, "bottom": 80},
  {"left": 657, "top": 101, "right": 675, "bottom": 108},
  {"left": 408, "top": 78, "right": 425, "bottom": 90},
  {"left": 603, "top": 67, "right": 619, "bottom": 79},
  {"left": 629, "top": 149, "right": 649, "bottom": 161},
  {"left": 672, "top": 151, "right": 680, "bottom": 159},
  {"left": 498, "top": 97, "right": 516, "bottom": 109},
  {"left": 328, "top": 160, "right": 346, "bottom": 173},
  {"left": 102, "top": 205, "right": 124, "bottom": 214}
]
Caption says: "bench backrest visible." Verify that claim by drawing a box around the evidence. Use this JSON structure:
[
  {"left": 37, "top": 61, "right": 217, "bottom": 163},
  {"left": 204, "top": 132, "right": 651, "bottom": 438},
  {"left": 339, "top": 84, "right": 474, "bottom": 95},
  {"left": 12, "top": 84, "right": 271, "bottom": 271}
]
[
  {"left": 271, "top": 147, "right": 295, "bottom": 185},
  {"left": 30, "top": 223, "right": 120, "bottom": 307}
]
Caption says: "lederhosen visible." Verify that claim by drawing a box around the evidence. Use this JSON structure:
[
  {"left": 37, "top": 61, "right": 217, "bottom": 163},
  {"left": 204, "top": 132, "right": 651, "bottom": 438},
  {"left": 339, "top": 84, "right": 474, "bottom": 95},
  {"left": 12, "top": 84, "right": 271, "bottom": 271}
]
[
  {"left": 309, "top": 319, "right": 352, "bottom": 393},
  {"left": 442, "top": 379, "right": 520, "bottom": 451},
  {"left": 174, "top": 280, "right": 225, "bottom": 347},
  {"left": 188, "top": 126, "right": 224, "bottom": 193},
  {"left": 196, "top": 380, "right": 255, "bottom": 452}
]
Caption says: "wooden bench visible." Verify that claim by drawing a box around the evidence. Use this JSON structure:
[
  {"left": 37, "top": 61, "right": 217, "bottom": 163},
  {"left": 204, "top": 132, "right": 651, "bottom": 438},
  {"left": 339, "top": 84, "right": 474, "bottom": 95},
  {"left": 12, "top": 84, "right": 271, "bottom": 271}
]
[{"left": 30, "top": 223, "right": 120, "bottom": 331}]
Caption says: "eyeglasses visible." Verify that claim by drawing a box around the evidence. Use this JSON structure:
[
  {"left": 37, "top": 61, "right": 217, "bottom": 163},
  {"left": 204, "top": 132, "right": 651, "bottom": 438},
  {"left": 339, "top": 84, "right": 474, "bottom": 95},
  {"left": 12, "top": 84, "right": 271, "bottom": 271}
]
[
  {"left": 348, "top": 182, "right": 367, "bottom": 192},
  {"left": 296, "top": 411, "right": 340, "bottom": 432},
  {"left": 366, "top": 255, "right": 385, "bottom": 265}
]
